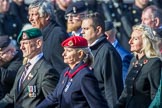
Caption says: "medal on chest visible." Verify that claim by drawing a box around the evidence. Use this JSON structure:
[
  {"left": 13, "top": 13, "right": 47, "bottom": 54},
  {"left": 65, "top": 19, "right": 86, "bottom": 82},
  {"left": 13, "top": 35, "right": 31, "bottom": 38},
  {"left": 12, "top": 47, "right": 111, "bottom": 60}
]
[
  {"left": 64, "top": 79, "right": 73, "bottom": 92},
  {"left": 27, "top": 85, "right": 37, "bottom": 97}
]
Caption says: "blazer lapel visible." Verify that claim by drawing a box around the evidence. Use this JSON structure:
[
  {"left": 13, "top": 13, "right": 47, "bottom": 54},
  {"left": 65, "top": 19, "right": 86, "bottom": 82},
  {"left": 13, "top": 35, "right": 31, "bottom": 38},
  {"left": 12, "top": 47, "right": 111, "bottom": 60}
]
[
  {"left": 58, "top": 69, "right": 69, "bottom": 100},
  {"left": 16, "top": 58, "right": 44, "bottom": 100}
]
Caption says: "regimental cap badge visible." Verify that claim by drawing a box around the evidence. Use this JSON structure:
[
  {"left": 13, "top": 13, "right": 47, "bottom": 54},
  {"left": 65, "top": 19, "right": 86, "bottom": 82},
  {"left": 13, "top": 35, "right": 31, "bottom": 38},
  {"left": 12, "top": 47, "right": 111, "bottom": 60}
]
[
  {"left": 73, "top": 6, "right": 77, "bottom": 14},
  {"left": 68, "top": 40, "right": 74, "bottom": 46}
]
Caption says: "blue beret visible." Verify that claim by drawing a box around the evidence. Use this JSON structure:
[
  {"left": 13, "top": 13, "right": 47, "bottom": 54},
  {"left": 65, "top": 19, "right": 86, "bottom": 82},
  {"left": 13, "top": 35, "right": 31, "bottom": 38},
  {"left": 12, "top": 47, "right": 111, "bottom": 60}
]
[
  {"left": 17, "top": 28, "right": 42, "bottom": 43},
  {"left": 65, "top": 1, "right": 87, "bottom": 15},
  {"left": 105, "top": 21, "right": 114, "bottom": 31},
  {"left": 0, "top": 36, "right": 11, "bottom": 51}
]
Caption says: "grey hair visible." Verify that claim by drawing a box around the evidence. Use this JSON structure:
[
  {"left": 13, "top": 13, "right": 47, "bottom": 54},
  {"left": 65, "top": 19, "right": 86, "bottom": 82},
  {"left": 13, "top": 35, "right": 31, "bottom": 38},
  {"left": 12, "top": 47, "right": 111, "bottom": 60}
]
[
  {"left": 78, "top": 47, "right": 94, "bottom": 66},
  {"left": 29, "top": 0, "right": 55, "bottom": 19},
  {"left": 21, "top": 23, "right": 34, "bottom": 31},
  {"left": 143, "top": 5, "right": 162, "bottom": 23}
]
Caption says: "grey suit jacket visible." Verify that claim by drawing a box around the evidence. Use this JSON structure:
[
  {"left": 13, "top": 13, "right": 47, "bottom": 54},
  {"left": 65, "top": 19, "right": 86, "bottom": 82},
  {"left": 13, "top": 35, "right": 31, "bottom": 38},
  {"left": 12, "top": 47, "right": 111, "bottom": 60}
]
[{"left": 0, "top": 56, "right": 59, "bottom": 108}]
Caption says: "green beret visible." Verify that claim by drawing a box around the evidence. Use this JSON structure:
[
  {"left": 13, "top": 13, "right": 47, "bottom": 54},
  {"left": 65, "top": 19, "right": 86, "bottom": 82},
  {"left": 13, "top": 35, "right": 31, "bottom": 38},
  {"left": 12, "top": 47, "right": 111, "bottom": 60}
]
[{"left": 17, "top": 28, "right": 42, "bottom": 43}]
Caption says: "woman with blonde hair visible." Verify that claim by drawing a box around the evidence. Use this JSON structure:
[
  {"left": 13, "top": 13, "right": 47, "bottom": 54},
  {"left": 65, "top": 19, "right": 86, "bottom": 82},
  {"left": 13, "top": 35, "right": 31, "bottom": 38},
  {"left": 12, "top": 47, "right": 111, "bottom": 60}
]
[{"left": 116, "top": 24, "right": 162, "bottom": 108}]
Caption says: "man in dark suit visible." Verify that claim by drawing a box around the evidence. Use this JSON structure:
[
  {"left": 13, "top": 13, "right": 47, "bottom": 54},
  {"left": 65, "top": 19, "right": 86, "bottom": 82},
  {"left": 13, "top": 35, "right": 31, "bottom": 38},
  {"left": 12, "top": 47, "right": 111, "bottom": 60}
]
[
  {"left": 28, "top": 0, "right": 69, "bottom": 74},
  {"left": 104, "top": 21, "right": 133, "bottom": 85},
  {"left": 0, "top": 28, "right": 59, "bottom": 108},
  {"left": 0, "top": 35, "right": 23, "bottom": 100},
  {"left": 81, "top": 12, "right": 123, "bottom": 108}
]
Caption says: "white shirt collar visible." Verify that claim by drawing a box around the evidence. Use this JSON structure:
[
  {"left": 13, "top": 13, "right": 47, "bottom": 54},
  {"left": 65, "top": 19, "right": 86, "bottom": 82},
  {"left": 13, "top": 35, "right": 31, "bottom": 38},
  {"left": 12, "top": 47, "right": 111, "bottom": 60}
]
[{"left": 23, "top": 53, "right": 43, "bottom": 81}]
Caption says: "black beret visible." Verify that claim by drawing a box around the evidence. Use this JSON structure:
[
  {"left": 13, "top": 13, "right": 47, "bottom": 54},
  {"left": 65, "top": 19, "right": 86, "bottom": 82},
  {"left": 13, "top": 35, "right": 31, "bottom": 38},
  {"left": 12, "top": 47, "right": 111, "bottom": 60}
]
[
  {"left": 65, "top": 1, "right": 87, "bottom": 15},
  {"left": 17, "top": 28, "right": 42, "bottom": 43},
  {"left": 105, "top": 21, "right": 114, "bottom": 31},
  {"left": 0, "top": 36, "right": 11, "bottom": 51}
]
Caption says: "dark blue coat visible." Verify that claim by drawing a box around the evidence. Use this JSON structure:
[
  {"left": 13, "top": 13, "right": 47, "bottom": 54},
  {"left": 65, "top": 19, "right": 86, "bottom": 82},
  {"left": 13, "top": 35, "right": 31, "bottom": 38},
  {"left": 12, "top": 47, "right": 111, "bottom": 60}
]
[{"left": 37, "top": 62, "right": 108, "bottom": 108}]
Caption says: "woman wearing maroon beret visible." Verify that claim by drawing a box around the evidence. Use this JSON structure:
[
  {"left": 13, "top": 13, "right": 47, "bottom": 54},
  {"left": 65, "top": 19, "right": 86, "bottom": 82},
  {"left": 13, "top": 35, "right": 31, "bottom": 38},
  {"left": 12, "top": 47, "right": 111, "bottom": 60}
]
[{"left": 36, "top": 36, "right": 108, "bottom": 108}]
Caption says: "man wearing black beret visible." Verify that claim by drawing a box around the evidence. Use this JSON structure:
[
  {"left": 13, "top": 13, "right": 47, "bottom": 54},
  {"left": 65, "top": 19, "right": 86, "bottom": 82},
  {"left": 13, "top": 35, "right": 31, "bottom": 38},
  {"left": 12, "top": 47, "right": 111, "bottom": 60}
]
[
  {"left": 0, "top": 28, "right": 59, "bottom": 108},
  {"left": 0, "top": 35, "right": 23, "bottom": 107},
  {"left": 65, "top": 1, "right": 88, "bottom": 36}
]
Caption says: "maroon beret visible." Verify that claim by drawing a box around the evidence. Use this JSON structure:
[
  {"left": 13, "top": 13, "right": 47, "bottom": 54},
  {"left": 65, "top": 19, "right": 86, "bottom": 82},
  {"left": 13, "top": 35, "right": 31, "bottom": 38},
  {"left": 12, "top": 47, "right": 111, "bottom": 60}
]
[{"left": 61, "top": 36, "right": 88, "bottom": 48}]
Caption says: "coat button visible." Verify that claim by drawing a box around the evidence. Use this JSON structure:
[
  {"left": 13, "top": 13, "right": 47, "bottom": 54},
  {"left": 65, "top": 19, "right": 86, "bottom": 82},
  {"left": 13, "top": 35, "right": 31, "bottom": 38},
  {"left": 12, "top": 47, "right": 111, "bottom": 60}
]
[
  {"left": 132, "top": 77, "right": 135, "bottom": 80},
  {"left": 129, "top": 86, "right": 133, "bottom": 89}
]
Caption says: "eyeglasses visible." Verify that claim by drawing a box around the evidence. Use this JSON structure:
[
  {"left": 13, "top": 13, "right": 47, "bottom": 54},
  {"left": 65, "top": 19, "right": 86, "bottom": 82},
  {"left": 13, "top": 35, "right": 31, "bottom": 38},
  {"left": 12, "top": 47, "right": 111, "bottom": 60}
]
[{"left": 64, "top": 13, "right": 86, "bottom": 20}]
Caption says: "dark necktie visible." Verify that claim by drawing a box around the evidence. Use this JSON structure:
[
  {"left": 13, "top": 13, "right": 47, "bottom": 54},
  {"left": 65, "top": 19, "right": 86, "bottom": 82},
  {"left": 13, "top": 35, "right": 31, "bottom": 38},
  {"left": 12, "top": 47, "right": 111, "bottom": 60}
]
[{"left": 18, "top": 62, "right": 31, "bottom": 91}]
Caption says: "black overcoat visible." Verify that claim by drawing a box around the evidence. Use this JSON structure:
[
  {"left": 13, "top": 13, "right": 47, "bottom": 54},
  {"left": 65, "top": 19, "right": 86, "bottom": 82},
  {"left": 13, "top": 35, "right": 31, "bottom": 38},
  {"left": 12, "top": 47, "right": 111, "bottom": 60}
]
[
  {"left": 0, "top": 49, "right": 23, "bottom": 99},
  {"left": 116, "top": 55, "right": 162, "bottom": 108},
  {"left": 42, "top": 20, "right": 69, "bottom": 74},
  {"left": 90, "top": 35, "right": 123, "bottom": 108}
]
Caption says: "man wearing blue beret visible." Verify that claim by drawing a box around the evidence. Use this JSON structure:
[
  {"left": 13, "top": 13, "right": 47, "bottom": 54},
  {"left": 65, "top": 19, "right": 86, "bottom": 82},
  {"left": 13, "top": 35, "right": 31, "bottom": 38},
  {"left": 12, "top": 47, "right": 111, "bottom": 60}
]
[{"left": 0, "top": 28, "right": 59, "bottom": 108}]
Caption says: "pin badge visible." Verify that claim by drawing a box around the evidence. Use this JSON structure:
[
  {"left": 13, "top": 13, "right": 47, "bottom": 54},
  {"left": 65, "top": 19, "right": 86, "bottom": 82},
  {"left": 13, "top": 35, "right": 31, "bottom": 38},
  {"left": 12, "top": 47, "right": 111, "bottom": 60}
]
[
  {"left": 64, "top": 79, "right": 73, "bottom": 92},
  {"left": 28, "top": 73, "right": 33, "bottom": 80}
]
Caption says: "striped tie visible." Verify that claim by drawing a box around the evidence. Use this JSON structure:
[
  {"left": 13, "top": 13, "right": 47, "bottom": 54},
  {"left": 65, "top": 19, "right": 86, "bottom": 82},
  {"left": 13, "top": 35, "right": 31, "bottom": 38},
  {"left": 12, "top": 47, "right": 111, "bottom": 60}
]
[{"left": 18, "top": 62, "right": 31, "bottom": 91}]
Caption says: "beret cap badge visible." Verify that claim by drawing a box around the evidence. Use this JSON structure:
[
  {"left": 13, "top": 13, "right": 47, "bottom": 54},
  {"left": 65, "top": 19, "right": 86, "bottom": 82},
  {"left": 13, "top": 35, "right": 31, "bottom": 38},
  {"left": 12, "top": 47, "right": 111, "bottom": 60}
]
[
  {"left": 73, "top": 7, "right": 77, "bottom": 13},
  {"left": 68, "top": 40, "right": 74, "bottom": 46}
]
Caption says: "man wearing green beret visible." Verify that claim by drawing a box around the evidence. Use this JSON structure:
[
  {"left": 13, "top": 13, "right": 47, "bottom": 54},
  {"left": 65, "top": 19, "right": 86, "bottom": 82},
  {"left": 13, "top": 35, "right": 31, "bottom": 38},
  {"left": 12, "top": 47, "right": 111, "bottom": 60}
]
[{"left": 0, "top": 28, "right": 59, "bottom": 108}]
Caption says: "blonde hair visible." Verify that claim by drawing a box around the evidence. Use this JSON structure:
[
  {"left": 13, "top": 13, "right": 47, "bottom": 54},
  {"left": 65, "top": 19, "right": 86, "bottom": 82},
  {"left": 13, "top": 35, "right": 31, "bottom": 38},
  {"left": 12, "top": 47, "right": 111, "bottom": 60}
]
[{"left": 132, "top": 24, "right": 161, "bottom": 59}]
